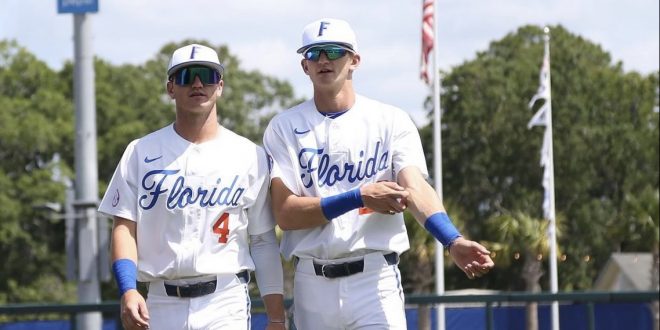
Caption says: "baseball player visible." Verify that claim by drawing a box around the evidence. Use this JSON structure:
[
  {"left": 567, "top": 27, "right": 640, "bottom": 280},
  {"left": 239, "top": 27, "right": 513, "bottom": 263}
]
[
  {"left": 263, "top": 18, "right": 495, "bottom": 329},
  {"left": 99, "top": 44, "right": 285, "bottom": 330}
]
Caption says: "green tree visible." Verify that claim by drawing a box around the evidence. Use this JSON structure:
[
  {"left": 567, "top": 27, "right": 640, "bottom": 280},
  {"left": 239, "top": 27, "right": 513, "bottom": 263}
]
[
  {"left": 0, "top": 40, "right": 76, "bottom": 305},
  {"left": 420, "top": 25, "right": 659, "bottom": 291},
  {"left": 0, "top": 39, "right": 301, "bottom": 304}
]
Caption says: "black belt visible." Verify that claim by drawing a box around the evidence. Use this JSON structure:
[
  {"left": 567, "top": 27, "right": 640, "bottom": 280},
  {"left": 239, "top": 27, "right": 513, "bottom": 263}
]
[
  {"left": 313, "top": 252, "right": 398, "bottom": 279},
  {"left": 164, "top": 270, "right": 249, "bottom": 298}
]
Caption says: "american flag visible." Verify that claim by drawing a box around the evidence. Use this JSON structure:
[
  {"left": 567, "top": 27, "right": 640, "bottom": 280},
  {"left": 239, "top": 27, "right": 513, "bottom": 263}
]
[{"left": 420, "top": 0, "right": 434, "bottom": 84}]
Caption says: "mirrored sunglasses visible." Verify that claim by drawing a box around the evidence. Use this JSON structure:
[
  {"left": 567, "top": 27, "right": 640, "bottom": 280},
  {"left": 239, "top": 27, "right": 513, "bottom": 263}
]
[
  {"left": 171, "top": 66, "right": 221, "bottom": 86},
  {"left": 304, "top": 45, "right": 352, "bottom": 62}
]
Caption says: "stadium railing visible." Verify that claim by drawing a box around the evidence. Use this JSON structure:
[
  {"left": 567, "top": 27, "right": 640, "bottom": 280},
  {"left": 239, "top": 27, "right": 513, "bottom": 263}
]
[{"left": 0, "top": 290, "right": 657, "bottom": 330}]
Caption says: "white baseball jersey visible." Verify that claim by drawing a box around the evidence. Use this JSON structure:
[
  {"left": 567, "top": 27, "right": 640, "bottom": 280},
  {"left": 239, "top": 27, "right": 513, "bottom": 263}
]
[
  {"left": 263, "top": 94, "right": 428, "bottom": 260},
  {"left": 99, "top": 124, "right": 274, "bottom": 282}
]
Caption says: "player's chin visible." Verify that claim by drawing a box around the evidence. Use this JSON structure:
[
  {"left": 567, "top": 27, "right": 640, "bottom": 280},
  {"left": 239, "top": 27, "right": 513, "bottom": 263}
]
[
  {"left": 312, "top": 72, "right": 338, "bottom": 83},
  {"left": 186, "top": 99, "right": 215, "bottom": 110}
]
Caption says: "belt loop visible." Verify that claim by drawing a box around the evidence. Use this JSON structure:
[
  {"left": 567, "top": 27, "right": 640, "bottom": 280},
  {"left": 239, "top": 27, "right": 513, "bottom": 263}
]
[
  {"left": 237, "top": 270, "right": 250, "bottom": 284},
  {"left": 384, "top": 252, "right": 399, "bottom": 265},
  {"left": 176, "top": 286, "right": 181, "bottom": 298}
]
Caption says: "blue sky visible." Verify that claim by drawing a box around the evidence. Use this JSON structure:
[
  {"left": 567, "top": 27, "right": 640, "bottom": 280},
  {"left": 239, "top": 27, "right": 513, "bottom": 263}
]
[{"left": 2, "top": 0, "right": 658, "bottom": 126}]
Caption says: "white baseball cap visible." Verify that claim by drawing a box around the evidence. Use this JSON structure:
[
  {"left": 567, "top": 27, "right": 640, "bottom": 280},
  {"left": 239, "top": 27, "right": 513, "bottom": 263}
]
[
  {"left": 297, "top": 18, "right": 358, "bottom": 54},
  {"left": 167, "top": 44, "right": 224, "bottom": 77}
]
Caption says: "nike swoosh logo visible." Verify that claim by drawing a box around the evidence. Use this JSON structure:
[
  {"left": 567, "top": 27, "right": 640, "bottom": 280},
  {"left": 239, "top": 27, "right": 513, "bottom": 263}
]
[
  {"left": 144, "top": 156, "right": 163, "bottom": 163},
  {"left": 294, "top": 128, "right": 310, "bottom": 135}
]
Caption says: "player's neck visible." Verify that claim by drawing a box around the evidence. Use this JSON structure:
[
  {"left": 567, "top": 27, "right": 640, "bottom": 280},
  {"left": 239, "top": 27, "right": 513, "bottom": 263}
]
[
  {"left": 174, "top": 109, "right": 220, "bottom": 144},
  {"left": 313, "top": 85, "right": 355, "bottom": 113}
]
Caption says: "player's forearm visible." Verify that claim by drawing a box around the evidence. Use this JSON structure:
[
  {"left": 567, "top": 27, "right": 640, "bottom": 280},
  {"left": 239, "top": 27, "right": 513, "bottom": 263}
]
[
  {"left": 250, "top": 230, "right": 284, "bottom": 295},
  {"left": 111, "top": 217, "right": 138, "bottom": 261},
  {"left": 262, "top": 293, "right": 286, "bottom": 325},
  {"left": 397, "top": 167, "right": 462, "bottom": 248},
  {"left": 270, "top": 178, "right": 330, "bottom": 230},
  {"left": 396, "top": 167, "right": 445, "bottom": 225},
  {"left": 250, "top": 233, "right": 287, "bottom": 324},
  {"left": 274, "top": 194, "right": 329, "bottom": 230},
  {"left": 111, "top": 217, "right": 139, "bottom": 297}
]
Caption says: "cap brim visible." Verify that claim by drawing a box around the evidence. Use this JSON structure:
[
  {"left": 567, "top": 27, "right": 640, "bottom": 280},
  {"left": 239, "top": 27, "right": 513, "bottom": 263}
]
[
  {"left": 296, "top": 42, "right": 355, "bottom": 54},
  {"left": 167, "top": 61, "right": 224, "bottom": 77}
]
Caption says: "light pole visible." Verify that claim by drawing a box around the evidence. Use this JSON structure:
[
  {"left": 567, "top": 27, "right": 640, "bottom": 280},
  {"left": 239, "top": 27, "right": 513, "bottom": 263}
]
[{"left": 33, "top": 178, "right": 110, "bottom": 329}]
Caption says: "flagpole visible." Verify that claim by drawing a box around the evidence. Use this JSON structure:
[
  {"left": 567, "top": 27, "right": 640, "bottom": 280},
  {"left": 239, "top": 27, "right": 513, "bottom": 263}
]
[
  {"left": 543, "top": 26, "right": 560, "bottom": 330},
  {"left": 431, "top": 0, "right": 446, "bottom": 329}
]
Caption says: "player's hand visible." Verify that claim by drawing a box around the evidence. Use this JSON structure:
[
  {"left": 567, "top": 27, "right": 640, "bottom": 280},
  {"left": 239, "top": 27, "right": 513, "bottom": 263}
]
[
  {"left": 448, "top": 237, "right": 495, "bottom": 279},
  {"left": 120, "top": 289, "right": 150, "bottom": 329},
  {"left": 360, "top": 181, "right": 409, "bottom": 215}
]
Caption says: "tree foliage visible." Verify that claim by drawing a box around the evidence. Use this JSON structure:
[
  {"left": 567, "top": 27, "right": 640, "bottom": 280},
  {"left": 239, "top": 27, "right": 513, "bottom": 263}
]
[
  {"left": 420, "top": 25, "right": 659, "bottom": 291},
  {"left": 1, "top": 24, "right": 658, "bottom": 306},
  {"left": 0, "top": 39, "right": 300, "bottom": 304}
]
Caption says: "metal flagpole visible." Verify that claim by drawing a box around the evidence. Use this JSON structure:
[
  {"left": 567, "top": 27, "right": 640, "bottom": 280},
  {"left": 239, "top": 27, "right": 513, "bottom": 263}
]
[
  {"left": 543, "top": 26, "right": 560, "bottom": 330},
  {"left": 431, "top": 0, "right": 446, "bottom": 329},
  {"left": 56, "top": 2, "right": 102, "bottom": 329},
  {"left": 73, "top": 12, "right": 102, "bottom": 330},
  {"left": 527, "top": 26, "right": 559, "bottom": 330}
]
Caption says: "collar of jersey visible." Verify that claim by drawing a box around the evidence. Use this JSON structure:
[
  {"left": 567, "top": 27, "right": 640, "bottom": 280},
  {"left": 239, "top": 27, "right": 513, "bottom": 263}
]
[{"left": 318, "top": 109, "right": 348, "bottom": 119}]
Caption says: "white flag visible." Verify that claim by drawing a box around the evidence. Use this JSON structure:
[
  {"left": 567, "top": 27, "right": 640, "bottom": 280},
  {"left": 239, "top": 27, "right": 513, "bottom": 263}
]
[
  {"left": 527, "top": 103, "right": 549, "bottom": 129},
  {"left": 527, "top": 51, "right": 551, "bottom": 128},
  {"left": 528, "top": 34, "right": 554, "bottom": 222}
]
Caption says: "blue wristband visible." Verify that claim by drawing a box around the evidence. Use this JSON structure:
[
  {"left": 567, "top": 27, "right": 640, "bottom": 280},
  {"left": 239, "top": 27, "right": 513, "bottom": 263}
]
[
  {"left": 424, "top": 212, "right": 462, "bottom": 247},
  {"left": 320, "top": 188, "right": 364, "bottom": 220},
  {"left": 112, "top": 259, "right": 137, "bottom": 297}
]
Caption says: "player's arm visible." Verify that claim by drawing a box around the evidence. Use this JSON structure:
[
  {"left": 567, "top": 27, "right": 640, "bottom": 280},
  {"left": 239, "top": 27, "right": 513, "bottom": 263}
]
[
  {"left": 262, "top": 294, "right": 286, "bottom": 329},
  {"left": 111, "top": 217, "right": 149, "bottom": 329},
  {"left": 270, "top": 178, "right": 327, "bottom": 230},
  {"left": 270, "top": 178, "right": 409, "bottom": 230},
  {"left": 397, "top": 166, "right": 494, "bottom": 279},
  {"left": 249, "top": 229, "right": 286, "bottom": 328}
]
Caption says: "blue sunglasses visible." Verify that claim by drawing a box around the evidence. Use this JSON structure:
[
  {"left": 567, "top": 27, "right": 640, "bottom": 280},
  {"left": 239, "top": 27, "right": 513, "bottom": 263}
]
[
  {"left": 304, "top": 45, "right": 352, "bottom": 62},
  {"left": 171, "top": 66, "right": 221, "bottom": 86}
]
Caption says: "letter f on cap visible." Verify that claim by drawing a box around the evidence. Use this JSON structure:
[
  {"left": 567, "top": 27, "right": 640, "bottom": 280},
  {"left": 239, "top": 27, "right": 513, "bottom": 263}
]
[
  {"left": 318, "top": 21, "right": 330, "bottom": 36},
  {"left": 189, "top": 45, "right": 200, "bottom": 59}
]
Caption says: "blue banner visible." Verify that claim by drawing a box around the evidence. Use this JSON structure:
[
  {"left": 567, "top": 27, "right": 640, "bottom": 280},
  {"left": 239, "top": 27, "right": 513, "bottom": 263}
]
[{"left": 57, "top": 0, "right": 98, "bottom": 14}]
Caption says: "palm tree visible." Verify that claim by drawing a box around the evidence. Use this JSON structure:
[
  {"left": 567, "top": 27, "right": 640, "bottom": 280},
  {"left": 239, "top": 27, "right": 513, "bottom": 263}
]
[{"left": 486, "top": 210, "right": 562, "bottom": 330}]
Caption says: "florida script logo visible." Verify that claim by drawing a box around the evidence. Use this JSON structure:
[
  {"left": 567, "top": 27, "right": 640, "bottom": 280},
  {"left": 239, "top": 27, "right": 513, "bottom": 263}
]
[
  {"left": 298, "top": 141, "right": 389, "bottom": 188},
  {"left": 139, "top": 169, "right": 245, "bottom": 210}
]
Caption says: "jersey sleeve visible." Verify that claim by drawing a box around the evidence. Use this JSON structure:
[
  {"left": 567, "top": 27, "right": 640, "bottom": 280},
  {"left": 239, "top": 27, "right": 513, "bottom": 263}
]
[
  {"left": 391, "top": 110, "right": 429, "bottom": 179},
  {"left": 98, "top": 140, "right": 139, "bottom": 221},
  {"left": 262, "top": 120, "right": 301, "bottom": 195},
  {"left": 246, "top": 147, "right": 277, "bottom": 235}
]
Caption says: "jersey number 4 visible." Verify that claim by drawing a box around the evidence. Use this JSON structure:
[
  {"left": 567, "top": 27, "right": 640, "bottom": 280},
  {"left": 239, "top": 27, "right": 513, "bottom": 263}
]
[{"left": 212, "top": 213, "right": 230, "bottom": 243}]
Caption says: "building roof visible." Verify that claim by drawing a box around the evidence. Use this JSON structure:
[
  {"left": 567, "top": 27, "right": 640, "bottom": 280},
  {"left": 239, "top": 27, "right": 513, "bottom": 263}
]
[{"left": 594, "top": 252, "right": 653, "bottom": 291}]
